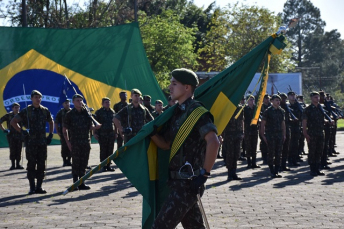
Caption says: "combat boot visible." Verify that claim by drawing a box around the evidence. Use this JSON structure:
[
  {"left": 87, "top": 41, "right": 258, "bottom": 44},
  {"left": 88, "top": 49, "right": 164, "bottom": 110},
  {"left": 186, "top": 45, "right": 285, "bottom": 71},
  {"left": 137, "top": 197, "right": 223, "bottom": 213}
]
[
  {"left": 251, "top": 156, "right": 261, "bottom": 168},
  {"left": 66, "top": 157, "right": 72, "bottom": 166},
  {"left": 10, "top": 160, "right": 15, "bottom": 170},
  {"left": 71, "top": 175, "right": 79, "bottom": 191},
  {"left": 28, "top": 178, "right": 35, "bottom": 195},
  {"left": 269, "top": 165, "right": 276, "bottom": 178},
  {"left": 106, "top": 164, "right": 115, "bottom": 172},
  {"left": 274, "top": 165, "right": 282, "bottom": 178},
  {"left": 16, "top": 160, "right": 24, "bottom": 169},
  {"left": 232, "top": 169, "right": 242, "bottom": 180},
  {"left": 35, "top": 179, "right": 47, "bottom": 194},
  {"left": 246, "top": 157, "right": 252, "bottom": 169},
  {"left": 280, "top": 159, "right": 290, "bottom": 171},
  {"left": 309, "top": 164, "right": 318, "bottom": 176},
  {"left": 316, "top": 164, "right": 325, "bottom": 176},
  {"left": 227, "top": 169, "right": 233, "bottom": 181},
  {"left": 78, "top": 176, "right": 91, "bottom": 190},
  {"left": 63, "top": 157, "right": 67, "bottom": 166}
]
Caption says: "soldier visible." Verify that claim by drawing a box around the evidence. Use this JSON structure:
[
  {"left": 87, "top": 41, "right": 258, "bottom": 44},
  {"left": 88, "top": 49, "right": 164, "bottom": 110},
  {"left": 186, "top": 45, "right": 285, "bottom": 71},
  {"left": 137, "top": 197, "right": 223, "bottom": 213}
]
[
  {"left": 280, "top": 93, "right": 291, "bottom": 171},
  {"left": 94, "top": 97, "right": 116, "bottom": 172},
  {"left": 163, "top": 96, "right": 177, "bottom": 111},
  {"left": 239, "top": 97, "right": 246, "bottom": 160},
  {"left": 288, "top": 91, "right": 303, "bottom": 166},
  {"left": 151, "top": 100, "right": 164, "bottom": 118},
  {"left": 143, "top": 95, "right": 155, "bottom": 113},
  {"left": 302, "top": 91, "right": 331, "bottom": 176},
  {"left": 0, "top": 103, "right": 24, "bottom": 170},
  {"left": 259, "top": 93, "right": 271, "bottom": 164},
  {"left": 222, "top": 104, "right": 244, "bottom": 180},
  {"left": 297, "top": 95, "right": 306, "bottom": 157},
  {"left": 260, "top": 94, "right": 286, "bottom": 178},
  {"left": 113, "top": 91, "right": 128, "bottom": 149},
  {"left": 150, "top": 68, "right": 220, "bottom": 228},
  {"left": 243, "top": 95, "right": 260, "bottom": 169},
  {"left": 54, "top": 99, "right": 72, "bottom": 167},
  {"left": 63, "top": 94, "right": 100, "bottom": 190},
  {"left": 113, "top": 89, "right": 154, "bottom": 144},
  {"left": 11, "top": 90, "right": 54, "bottom": 194}
]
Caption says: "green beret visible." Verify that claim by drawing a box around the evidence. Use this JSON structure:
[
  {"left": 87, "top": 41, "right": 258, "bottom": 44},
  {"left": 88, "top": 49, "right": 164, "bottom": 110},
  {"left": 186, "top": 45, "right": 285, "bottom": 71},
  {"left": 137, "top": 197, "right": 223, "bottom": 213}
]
[
  {"left": 246, "top": 95, "right": 255, "bottom": 100},
  {"left": 12, "top": 103, "right": 20, "bottom": 107},
  {"left": 287, "top": 91, "right": 295, "bottom": 96},
  {"left": 279, "top": 93, "right": 287, "bottom": 98},
  {"left": 271, "top": 94, "right": 281, "bottom": 100},
  {"left": 171, "top": 68, "right": 199, "bottom": 87},
  {"left": 119, "top": 91, "right": 127, "bottom": 95},
  {"left": 264, "top": 93, "right": 270, "bottom": 98},
  {"left": 143, "top": 95, "right": 151, "bottom": 101},
  {"left": 297, "top": 95, "right": 304, "bottom": 99},
  {"left": 102, "top": 97, "right": 110, "bottom": 103},
  {"left": 31, "top": 90, "right": 42, "bottom": 97},
  {"left": 131, "top": 88, "right": 142, "bottom": 96},
  {"left": 310, "top": 91, "right": 320, "bottom": 97},
  {"left": 155, "top": 100, "right": 163, "bottom": 104},
  {"left": 72, "top": 94, "right": 84, "bottom": 100}
]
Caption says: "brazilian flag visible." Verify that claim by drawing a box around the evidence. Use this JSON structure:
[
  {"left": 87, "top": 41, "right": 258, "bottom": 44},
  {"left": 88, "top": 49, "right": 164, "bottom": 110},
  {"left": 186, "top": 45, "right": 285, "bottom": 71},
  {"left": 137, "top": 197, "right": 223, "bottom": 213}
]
[
  {"left": 0, "top": 22, "right": 166, "bottom": 147},
  {"left": 64, "top": 34, "right": 287, "bottom": 228}
]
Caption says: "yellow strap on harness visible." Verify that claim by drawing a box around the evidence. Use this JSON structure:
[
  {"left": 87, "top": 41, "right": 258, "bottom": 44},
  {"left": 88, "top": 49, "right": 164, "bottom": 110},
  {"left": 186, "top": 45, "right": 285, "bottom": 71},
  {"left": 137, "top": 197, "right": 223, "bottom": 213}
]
[{"left": 169, "top": 106, "right": 208, "bottom": 162}]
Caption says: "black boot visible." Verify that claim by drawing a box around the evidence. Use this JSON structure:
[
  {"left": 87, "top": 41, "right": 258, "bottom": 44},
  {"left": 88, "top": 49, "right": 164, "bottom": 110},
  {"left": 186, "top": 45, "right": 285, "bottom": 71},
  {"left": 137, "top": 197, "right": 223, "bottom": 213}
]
[
  {"left": 66, "top": 157, "right": 72, "bottom": 166},
  {"left": 78, "top": 176, "right": 91, "bottom": 190},
  {"left": 247, "top": 157, "right": 252, "bottom": 169},
  {"left": 63, "top": 157, "right": 67, "bottom": 166},
  {"left": 232, "top": 169, "right": 242, "bottom": 180},
  {"left": 10, "top": 160, "right": 15, "bottom": 170},
  {"left": 227, "top": 169, "right": 233, "bottom": 181},
  {"left": 269, "top": 165, "right": 276, "bottom": 178},
  {"left": 274, "top": 165, "right": 282, "bottom": 178},
  {"left": 251, "top": 156, "right": 261, "bottom": 168},
  {"left": 16, "top": 160, "right": 24, "bottom": 169},
  {"left": 281, "top": 159, "right": 290, "bottom": 171},
  {"left": 71, "top": 175, "right": 79, "bottom": 191},
  {"left": 35, "top": 179, "right": 47, "bottom": 194},
  {"left": 310, "top": 164, "right": 318, "bottom": 176},
  {"left": 28, "top": 179, "right": 35, "bottom": 195},
  {"left": 316, "top": 164, "right": 325, "bottom": 176},
  {"left": 106, "top": 164, "right": 115, "bottom": 172}
]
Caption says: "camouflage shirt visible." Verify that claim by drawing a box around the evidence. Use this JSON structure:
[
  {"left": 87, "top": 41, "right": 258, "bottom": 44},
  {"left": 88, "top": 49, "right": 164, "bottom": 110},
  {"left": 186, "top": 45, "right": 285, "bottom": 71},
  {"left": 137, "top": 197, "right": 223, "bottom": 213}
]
[
  {"left": 144, "top": 104, "right": 155, "bottom": 114},
  {"left": 151, "top": 111, "right": 163, "bottom": 119},
  {"left": 15, "top": 105, "right": 53, "bottom": 145},
  {"left": 261, "top": 103, "right": 271, "bottom": 113},
  {"left": 160, "top": 98, "right": 218, "bottom": 172},
  {"left": 288, "top": 101, "right": 303, "bottom": 129},
  {"left": 55, "top": 108, "right": 72, "bottom": 134},
  {"left": 243, "top": 105, "right": 258, "bottom": 135},
  {"left": 94, "top": 107, "right": 115, "bottom": 134},
  {"left": 0, "top": 112, "right": 22, "bottom": 139},
  {"left": 64, "top": 107, "right": 92, "bottom": 144},
  {"left": 113, "top": 101, "right": 128, "bottom": 113},
  {"left": 262, "top": 106, "right": 285, "bottom": 134},
  {"left": 302, "top": 103, "right": 325, "bottom": 136},
  {"left": 115, "top": 103, "right": 153, "bottom": 134},
  {"left": 223, "top": 105, "right": 243, "bottom": 138}
]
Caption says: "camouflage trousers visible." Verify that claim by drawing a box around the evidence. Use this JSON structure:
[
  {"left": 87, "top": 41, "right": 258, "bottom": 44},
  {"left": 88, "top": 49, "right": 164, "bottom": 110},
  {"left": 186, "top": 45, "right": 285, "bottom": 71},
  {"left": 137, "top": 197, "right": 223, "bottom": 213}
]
[
  {"left": 26, "top": 144, "right": 47, "bottom": 180},
  {"left": 282, "top": 130, "right": 290, "bottom": 161},
  {"left": 259, "top": 135, "right": 268, "bottom": 161},
  {"left": 60, "top": 136, "right": 71, "bottom": 158},
  {"left": 289, "top": 128, "right": 300, "bottom": 161},
  {"left": 117, "top": 134, "right": 123, "bottom": 149},
  {"left": 322, "top": 128, "right": 330, "bottom": 165},
  {"left": 266, "top": 134, "right": 283, "bottom": 166},
  {"left": 71, "top": 142, "right": 91, "bottom": 177},
  {"left": 298, "top": 132, "right": 305, "bottom": 154},
  {"left": 99, "top": 133, "right": 115, "bottom": 162},
  {"left": 9, "top": 136, "right": 22, "bottom": 161},
  {"left": 244, "top": 134, "right": 258, "bottom": 158},
  {"left": 152, "top": 180, "right": 205, "bottom": 229},
  {"left": 224, "top": 136, "right": 241, "bottom": 170},
  {"left": 329, "top": 126, "right": 336, "bottom": 150},
  {"left": 307, "top": 135, "right": 324, "bottom": 165}
]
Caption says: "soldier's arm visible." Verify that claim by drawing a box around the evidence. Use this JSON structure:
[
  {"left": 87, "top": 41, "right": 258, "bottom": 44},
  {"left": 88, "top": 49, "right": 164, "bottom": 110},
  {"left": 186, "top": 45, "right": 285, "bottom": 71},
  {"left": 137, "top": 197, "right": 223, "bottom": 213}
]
[
  {"left": 0, "top": 115, "right": 7, "bottom": 131},
  {"left": 48, "top": 120, "right": 54, "bottom": 134},
  {"left": 302, "top": 119, "right": 310, "bottom": 143},
  {"left": 282, "top": 120, "right": 286, "bottom": 142},
  {"left": 150, "top": 134, "right": 170, "bottom": 150},
  {"left": 203, "top": 131, "right": 220, "bottom": 174},
  {"left": 54, "top": 122, "right": 60, "bottom": 135},
  {"left": 259, "top": 120, "right": 267, "bottom": 144},
  {"left": 10, "top": 116, "right": 22, "bottom": 133}
]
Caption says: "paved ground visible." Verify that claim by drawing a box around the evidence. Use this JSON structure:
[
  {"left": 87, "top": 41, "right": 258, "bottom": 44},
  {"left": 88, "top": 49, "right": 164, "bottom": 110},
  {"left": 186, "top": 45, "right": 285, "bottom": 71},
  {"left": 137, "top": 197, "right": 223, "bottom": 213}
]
[{"left": 1, "top": 132, "right": 344, "bottom": 229}]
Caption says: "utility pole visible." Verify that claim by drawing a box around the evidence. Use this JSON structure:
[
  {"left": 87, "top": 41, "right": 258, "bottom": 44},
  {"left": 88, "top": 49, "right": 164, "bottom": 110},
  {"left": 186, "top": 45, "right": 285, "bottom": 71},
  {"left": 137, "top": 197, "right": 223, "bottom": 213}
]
[
  {"left": 134, "top": 0, "right": 138, "bottom": 22},
  {"left": 22, "top": 0, "right": 27, "bottom": 27}
]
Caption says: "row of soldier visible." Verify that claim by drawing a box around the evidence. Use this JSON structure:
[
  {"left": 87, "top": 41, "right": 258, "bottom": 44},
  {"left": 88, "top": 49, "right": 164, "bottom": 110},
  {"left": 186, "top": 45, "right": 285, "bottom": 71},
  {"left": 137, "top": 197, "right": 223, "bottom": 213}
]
[
  {"left": 0, "top": 89, "right": 177, "bottom": 194},
  {"left": 222, "top": 90, "right": 342, "bottom": 180}
]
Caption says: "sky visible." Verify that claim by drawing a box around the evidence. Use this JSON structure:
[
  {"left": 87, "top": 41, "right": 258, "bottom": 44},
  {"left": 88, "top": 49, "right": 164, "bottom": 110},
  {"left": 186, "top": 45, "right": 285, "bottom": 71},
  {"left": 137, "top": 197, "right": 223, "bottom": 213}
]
[{"left": 0, "top": 0, "right": 343, "bottom": 37}]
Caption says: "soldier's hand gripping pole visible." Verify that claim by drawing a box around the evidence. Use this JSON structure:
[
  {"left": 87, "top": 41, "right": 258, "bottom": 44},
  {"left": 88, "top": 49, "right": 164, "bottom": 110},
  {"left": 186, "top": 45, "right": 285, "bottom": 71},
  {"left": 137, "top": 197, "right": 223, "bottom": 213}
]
[{"left": 197, "top": 194, "right": 210, "bottom": 229}]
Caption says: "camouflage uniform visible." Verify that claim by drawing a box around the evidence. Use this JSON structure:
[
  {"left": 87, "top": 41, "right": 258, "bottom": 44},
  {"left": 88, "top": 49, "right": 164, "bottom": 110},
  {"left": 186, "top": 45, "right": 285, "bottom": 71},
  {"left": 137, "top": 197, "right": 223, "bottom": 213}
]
[
  {"left": 115, "top": 104, "right": 153, "bottom": 143},
  {"left": 151, "top": 111, "right": 163, "bottom": 119},
  {"left": 113, "top": 101, "right": 128, "bottom": 149},
  {"left": 243, "top": 104, "right": 259, "bottom": 168},
  {"left": 288, "top": 102, "right": 303, "bottom": 166},
  {"left": 152, "top": 98, "right": 217, "bottom": 229},
  {"left": 55, "top": 108, "right": 72, "bottom": 161},
  {"left": 260, "top": 103, "right": 271, "bottom": 163},
  {"left": 302, "top": 104, "right": 325, "bottom": 171},
  {"left": 94, "top": 107, "right": 116, "bottom": 162},
  {"left": 64, "top": 107, "right": 92, "bottom": 177},
  {"left": 15, "top": 105, "right": 52, "bottom": 180},
  {"left": 0, "top": 112, "right": 23, "bottom": 162},
  {"left": 262, "top": 106, "right": 285, "bottom": 171},
  {"left": 222, "top": 105, "right": 243, "bottom": 179},
  {"left": 145, "top": 104, "right": 155, "bottom": 114},
  {"left": 280, "top": 103, "right": 291, "bottom": 170}
]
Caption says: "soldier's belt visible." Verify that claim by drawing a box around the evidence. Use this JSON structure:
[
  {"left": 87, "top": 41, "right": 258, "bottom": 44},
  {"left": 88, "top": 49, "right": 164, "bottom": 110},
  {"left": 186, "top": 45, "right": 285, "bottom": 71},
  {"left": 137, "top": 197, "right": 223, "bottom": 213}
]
[{"left": 169, "top": 169, "right": 200, "bottom": 180}]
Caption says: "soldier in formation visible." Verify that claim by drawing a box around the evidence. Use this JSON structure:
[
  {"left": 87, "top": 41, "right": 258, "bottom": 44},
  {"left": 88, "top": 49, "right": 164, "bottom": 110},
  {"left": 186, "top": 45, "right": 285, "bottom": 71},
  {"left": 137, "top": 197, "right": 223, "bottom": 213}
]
[{"left": 113, "top": 91, "right": 128, "bottom": 149}]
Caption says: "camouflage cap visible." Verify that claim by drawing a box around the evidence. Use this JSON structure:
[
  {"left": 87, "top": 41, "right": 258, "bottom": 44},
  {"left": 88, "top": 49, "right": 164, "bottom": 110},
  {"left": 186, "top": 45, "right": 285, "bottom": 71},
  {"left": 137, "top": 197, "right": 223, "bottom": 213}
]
[
  {"left": 102, "top": 97, "right": 110, "bottom": 103},
  {"left": 143, "top": 95, "right": 151, "bottom": 101},
  {"left": 131, "top": 88, "right": 142, "bottom": 96},
  {"left": 31, "top": 90, "right": 42, "bottom": 97},
  {"left": 155, "top": 100, "right": 163, "bottom": 104},
  {"left": 310, "top": 91, "right": 320, "bottom": 97},
  {"left": 279, "top": 93, "right": 287, "bottom": 98},
  {"left": 171, "top": 68, "right": 199, "bottom": 87},
  {"left": 287, "top": 91, "right": 295, "bottom": 96},
  {"left": 12, "top": 103, "right": 20, "bottom": 107},
  {"left": 72, "top": 94, "right": 84, "bottom": 100},
  {"left": 271, "top": 94, "right": 281, "bottom": 100}
]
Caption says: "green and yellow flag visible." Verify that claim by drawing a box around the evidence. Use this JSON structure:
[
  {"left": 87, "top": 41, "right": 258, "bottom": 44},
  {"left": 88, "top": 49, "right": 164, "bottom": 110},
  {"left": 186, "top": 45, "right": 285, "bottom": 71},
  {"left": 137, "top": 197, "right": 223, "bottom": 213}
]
[{"left": 63, "top": 33, "right": 287, "bottom": 228}]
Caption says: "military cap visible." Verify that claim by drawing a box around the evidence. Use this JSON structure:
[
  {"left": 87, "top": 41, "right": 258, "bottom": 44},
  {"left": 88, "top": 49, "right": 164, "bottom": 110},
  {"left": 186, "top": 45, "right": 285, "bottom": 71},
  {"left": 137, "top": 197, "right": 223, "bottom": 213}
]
[
  {"left": 119, "top": 91, "right": 127, "bottom": 95},
  {"left": 102, "top": 97, "right": 110, "bottom": 103},
  {"left": 297, "top": 95, "right": 304, "bottom": 99},
  {"left": 64, "top": 99, "right": 70, "bottom": 102},
  {"left": 246, "top": 95, "right": 255, "bottom": 100},
  {"left": 171, "top": 68, "right": 199, "bottom": 87},
  {"left": 31, "top": 90, "right": 42, "bottom": 97},
  {"left": 310, "top": 91, "right": 320, "bottom": 97},
  {"left": 131, "top": 88, "right": 142, "bottom": 96},
  {"left": 319, "top": 91, "right": 325, "bottom": 96},
  {"left": 155, "top": 100, "right": 163, "bottom": 104},
  {"left": 287, "top": 91, "right": 295, "bottom": 96},
  {"left": 72, "top": 94, "right": 84, "bottom": 100},
  {"left": 264, "top": 93, "right": 270, "bottom": 98},
  {"left": 279, "top": 93, "right": 287, "bottom": 98},
  {"left": 270, "top": 94, "right": 281, "bottom": 100},
  {"left": 12, "top": 103, "right": 20, "bottom": 107},
  {"left": 143, "top": 95, "right": 151, "bottom": 101}
]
